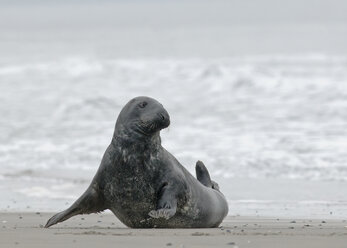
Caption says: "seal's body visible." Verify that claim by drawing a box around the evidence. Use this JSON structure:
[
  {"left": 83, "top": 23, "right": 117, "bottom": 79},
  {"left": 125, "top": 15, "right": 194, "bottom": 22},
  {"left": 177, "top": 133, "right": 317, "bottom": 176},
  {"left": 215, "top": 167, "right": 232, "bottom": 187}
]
[{"left": 45, "top": 96, "right": 228, "bottom": 228}]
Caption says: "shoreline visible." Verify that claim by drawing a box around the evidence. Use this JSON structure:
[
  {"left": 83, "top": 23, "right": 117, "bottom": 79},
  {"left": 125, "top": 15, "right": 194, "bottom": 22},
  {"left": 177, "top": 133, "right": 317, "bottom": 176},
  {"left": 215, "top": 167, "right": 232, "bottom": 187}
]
[
  {"left": 2, "top": 177, "right": 347, "bottom": 220},
  {"left": 1, "top": 212, "right": 346, "bottom": 248}
]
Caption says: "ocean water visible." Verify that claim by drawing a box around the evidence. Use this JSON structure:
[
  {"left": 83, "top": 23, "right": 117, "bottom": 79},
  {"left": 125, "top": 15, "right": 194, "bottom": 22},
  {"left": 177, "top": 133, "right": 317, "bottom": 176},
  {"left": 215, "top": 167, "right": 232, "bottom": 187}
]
[{"left": 1, "top": 55, "right": 347, "bottom": 218}]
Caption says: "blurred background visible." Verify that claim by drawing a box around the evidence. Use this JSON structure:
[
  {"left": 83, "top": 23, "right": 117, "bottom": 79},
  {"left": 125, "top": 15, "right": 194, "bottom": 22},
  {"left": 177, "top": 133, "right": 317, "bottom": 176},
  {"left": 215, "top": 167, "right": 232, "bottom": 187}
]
[{"left": 1, "top": 0, "right": 347, "bottom": 218}]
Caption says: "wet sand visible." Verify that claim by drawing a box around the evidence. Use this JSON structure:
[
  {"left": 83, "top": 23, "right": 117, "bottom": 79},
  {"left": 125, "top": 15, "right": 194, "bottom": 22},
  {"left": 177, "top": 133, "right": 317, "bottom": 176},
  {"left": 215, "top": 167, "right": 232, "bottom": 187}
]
[{"left": 1, "top": 212, "right": 346, "bottom": 248}]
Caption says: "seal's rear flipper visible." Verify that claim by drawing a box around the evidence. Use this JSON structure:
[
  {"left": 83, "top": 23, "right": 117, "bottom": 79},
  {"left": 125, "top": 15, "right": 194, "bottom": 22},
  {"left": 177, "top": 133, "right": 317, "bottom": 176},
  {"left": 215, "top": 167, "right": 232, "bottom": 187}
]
[
  {"left": 45, "top": 185, "right": 105, "bottom": 228},
  {"left": 195, "top": 160, "right": 213, "bottom": 188},
  {"left": 211, "top": 180, "right": 220, "bottom": 191}
]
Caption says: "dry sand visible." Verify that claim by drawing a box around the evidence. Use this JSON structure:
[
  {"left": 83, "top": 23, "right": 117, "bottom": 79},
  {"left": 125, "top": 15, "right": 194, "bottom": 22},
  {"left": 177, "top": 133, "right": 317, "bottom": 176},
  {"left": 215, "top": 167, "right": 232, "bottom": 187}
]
[{"left": 0, "top": 212, "right": 346, "bottom": 248}]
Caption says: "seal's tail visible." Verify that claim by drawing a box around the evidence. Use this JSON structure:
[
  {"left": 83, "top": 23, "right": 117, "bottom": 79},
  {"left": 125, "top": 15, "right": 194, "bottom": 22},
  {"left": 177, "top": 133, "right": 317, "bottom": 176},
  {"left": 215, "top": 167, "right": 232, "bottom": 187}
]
[{"left": 45, "top": 185, "right": 105, "bottom": 228}]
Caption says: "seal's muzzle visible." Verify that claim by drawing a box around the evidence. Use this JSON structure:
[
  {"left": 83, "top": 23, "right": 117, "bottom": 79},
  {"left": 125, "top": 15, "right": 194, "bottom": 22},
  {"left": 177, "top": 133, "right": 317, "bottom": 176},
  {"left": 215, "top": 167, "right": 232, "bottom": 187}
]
[{"left": 157, "top": 110, "right": 170, "bottom": 129}]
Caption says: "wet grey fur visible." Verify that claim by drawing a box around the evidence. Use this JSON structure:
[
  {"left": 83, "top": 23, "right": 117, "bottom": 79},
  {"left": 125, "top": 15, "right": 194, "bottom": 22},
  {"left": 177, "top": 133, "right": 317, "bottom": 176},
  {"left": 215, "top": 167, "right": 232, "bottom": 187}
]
[{"left": 45, "top": 96, "right": 228, "bottom": 228}]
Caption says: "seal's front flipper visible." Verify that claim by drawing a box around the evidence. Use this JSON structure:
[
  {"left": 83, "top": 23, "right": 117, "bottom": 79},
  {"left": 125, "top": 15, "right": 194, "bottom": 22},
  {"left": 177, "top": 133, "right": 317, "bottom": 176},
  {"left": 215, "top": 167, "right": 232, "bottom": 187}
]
[
  {"left": 148, "top": 183, "right": 177, "bottom": 220},
  {"left": 148, "top": 208, "right": 176, "bottom": 220},
  {"left": 44, "top": 209, "right": 71, "bottom": 228},
  {"left": 195, "top": 160, "right": 213, "bottom": 188},
  {"left": 45, "top": 185, "right": 105, "bottom": 228}
]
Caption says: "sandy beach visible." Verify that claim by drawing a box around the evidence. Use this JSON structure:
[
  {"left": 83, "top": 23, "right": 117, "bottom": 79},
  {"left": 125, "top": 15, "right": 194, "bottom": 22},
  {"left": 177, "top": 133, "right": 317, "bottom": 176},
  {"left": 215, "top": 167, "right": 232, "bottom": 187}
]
[{"left": 0, "top": 212, "right": 346, "bottom": 248}]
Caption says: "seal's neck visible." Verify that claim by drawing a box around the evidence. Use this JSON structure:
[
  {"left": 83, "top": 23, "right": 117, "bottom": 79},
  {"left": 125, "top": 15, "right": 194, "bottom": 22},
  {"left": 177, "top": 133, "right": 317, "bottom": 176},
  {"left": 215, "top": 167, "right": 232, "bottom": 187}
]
[{"left": 112, "top": 126, "right": 161, "bottom": 153}]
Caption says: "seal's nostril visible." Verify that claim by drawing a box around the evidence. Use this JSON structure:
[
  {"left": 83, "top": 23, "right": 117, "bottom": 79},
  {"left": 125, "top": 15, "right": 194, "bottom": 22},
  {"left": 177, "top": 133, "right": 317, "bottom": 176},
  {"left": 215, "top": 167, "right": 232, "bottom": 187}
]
[{"left": 159, "top": 113, "right": 165, "bottom": 120}]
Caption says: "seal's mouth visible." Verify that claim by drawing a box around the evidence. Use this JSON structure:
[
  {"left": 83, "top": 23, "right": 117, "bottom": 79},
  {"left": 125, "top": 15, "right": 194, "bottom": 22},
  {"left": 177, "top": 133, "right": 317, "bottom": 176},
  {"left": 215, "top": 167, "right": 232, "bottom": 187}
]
[{"left": 136, "top": 111, "right": 170, "bottom": 135}]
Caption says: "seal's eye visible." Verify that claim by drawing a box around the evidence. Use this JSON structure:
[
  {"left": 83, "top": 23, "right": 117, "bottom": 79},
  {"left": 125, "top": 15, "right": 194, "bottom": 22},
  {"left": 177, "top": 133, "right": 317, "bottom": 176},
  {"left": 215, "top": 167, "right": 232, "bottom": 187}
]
[{"left": 138, "top": 101, "right": 147, "bottom": 108}]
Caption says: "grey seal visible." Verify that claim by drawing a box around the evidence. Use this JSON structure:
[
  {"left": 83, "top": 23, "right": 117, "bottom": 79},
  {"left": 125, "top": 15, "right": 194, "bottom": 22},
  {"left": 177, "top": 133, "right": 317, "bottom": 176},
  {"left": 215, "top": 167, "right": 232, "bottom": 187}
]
[{"left": 45, "top": 96, "right": 228, "bottom": 228}]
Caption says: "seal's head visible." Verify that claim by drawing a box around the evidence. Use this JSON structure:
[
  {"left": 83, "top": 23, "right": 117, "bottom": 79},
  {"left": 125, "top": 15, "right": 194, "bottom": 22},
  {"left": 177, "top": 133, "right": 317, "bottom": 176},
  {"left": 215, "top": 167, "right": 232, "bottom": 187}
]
[{"left": 115, "top": 96, "right": 170, "bottom": 137}]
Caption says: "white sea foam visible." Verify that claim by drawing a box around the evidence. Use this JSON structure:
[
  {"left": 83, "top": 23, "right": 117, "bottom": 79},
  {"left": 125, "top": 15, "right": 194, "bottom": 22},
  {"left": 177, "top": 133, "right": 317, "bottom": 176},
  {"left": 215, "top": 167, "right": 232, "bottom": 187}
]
[
  {"left": 1, "top": 56, "right": 347, "bottom": 213},
  {"left": 16, "top": 186, "right": 77, "bottom": 199},
  {"left": 1, "top": 56, "right": 347, "bottom": 181}
]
